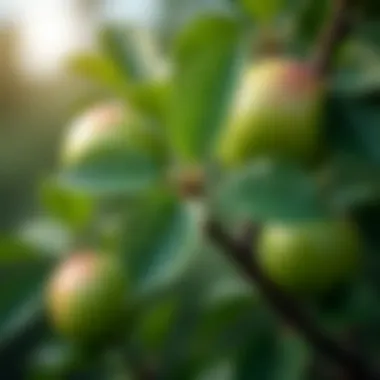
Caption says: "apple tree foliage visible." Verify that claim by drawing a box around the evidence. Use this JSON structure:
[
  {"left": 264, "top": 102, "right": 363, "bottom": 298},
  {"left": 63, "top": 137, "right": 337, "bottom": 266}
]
[{"left": 0, "top": 0, "right": 380, "bottom": 379}]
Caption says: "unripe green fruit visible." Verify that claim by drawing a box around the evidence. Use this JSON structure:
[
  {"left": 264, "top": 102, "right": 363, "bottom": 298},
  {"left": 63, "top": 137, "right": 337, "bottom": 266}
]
[
  {"left": 46, "top": 251, "right": 127, "bottom": 342},
  {"left": 217, "top": 59, "right": 324, "bottom": 167},
  {"left": 257, "top": 220, "right": 361, "bottom": 294},
  {"left": 61, "top": 101, "right": 167, "bottom": 172}
]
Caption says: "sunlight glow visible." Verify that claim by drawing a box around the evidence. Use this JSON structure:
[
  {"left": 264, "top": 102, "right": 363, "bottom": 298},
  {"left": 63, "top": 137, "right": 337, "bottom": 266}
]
[{"left": 16, "top": 0, "right": 98, "bottom": 77}]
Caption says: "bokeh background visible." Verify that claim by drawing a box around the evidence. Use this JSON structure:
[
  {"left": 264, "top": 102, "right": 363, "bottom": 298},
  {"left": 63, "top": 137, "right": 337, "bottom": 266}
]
[
  {"left": 0, "top": 0, "right": 229, "bottom": 232},
  {"left": 1, "top": 2, "right": 380, "bottom": 379}
]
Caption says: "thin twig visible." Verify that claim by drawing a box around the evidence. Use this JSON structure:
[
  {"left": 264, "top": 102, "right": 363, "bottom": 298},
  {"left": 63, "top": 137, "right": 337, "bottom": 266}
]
[
  {"left": 313, "top": 0, "right": 354, "bottom": 77},
  {"left": 206, "top": 220, "right": 380, "bottom": 380}
]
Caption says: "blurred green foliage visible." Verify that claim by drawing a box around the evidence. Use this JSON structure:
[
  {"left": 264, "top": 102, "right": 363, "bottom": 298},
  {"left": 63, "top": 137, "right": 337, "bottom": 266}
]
[{"left": 0, "top": 0, "right": 380, "bottom": 379}]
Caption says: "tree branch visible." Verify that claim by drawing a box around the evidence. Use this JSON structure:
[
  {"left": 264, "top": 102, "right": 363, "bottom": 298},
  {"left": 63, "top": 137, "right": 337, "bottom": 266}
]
[
  {"left": 206, "top": 220, "right": 380, "bottom": 380},
  {"left": 313, "top": 0, "right": 354, "bottom": 77}
]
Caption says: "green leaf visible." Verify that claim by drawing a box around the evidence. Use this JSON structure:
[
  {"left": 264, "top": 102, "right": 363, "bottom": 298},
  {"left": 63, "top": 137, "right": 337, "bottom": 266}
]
[
  {"left": 0, "top": 235, "right": 44, "bottom": 262},
  {"left": 342, "top": 283, "right": 380, "bottom": 356},
  {"left": 292, "top": 0, "right": 330, "bottom": 51},
  {"left": 325, "top": 96, "right": 380, "bottom": 165},
  {"left": 28, "top": 341, "right": 118, "bottom": 380},
  {"left": 132, "top": 296, "right": 179, "bottom": 354},
  {"left": 0, "top": 295, "right": 50, "bottom": 378},
  {"left": 121, "top": 188, "right": 202, "bottom": 296},
  {"left": 356, "top": 23, "right": 380, "bottom": 59},
  {"left": 65, "top": 53, "right": 128, "bottom": 95},
  {"left": 174, "top": 262, "right": 271, "bottom": 377},
  {"left": 167, "top": 14, "right": 244, "bottom": 164},
  {"left": 240, "top": 0, "right": 283, "bottom": 23},
  {"left": 0, "top": 235, "right": 55, "bottom": 329},
  {"left": 331, "top": 40, "right": 380, "bottom": 98},
  {"left": 0, "top": 270, "right": 49, "bottom": 326},
  {"left": 192, "top": 287, "right": 261, "bottom": 361},
  {"left": 0, "top": 237, "right": 57, "bottom": 370},
  {"left": 39, "top": 179, "right": 94, "bottom": 231},
  {"left": 27, "top": 341, "right": 80, "bottom": 380},
  {"left": 214, "top": 159, "right": 329, "bottom": 224},
  {"left": 17, "top": 218, "right": 72, "bottom": 258},
  {"left": 99, "top": 25, "right": 147, "bottom": 82},
  {"left": 196, "top": 359, "right": 235, "bottom": 380},
  {"left": 138, "top": 243, "right": 270, "bottom": 379},
  {"left": 319, "top": 153, "right": 380, "bottom": 210},
  {"left": 188, "top": 241, "right": 248, "bottom": 287},
  {"left": 158, "top": 279, "right": 208, "bottom": 379},
  {"left": 58, "top": 138, "right": 167, "bottom": 197},
  {"left": 148, "top": 243, "right": 260, "bottom": 377},
  {"left": 0, "top": 244, "right": 55, "bottom": 329},
  {"left": 331, "top": 67, "right": 380, "bottom": 99},
  {"left": 233, "top": 318, "right": 279, "bottom": 380},
  {"left": 127, "top": 80, "right": 170, "bottom": 124},
  {"left": 274, "top": 332, "right": 311, "bottom": 380},
  {"left": 203, "top": 276, "right": 255, "bottom": 311}
]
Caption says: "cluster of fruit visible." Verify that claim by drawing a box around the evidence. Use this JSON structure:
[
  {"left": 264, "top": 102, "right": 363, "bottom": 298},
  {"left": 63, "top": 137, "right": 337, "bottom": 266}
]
[
  {"left": 217, "top": 59, "right": 360, "bottom": 297},
  {"left": 45, "top": 58, "right": 360, "bottom": 343}
]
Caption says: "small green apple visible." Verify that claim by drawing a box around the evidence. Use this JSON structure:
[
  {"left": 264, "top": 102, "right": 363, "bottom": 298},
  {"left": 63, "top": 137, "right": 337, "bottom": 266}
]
[
  {"left": 61, "top": 101, "right": 168, "bottom": 175},
  {"left": 257, "top": 219, "right": 361, "bottom": 294},
  {"left": 46, "top": 251, "right": 127, "bottom": 342},
  {"left": 217, "top": 59, "right": 324, "bottom": 167}
]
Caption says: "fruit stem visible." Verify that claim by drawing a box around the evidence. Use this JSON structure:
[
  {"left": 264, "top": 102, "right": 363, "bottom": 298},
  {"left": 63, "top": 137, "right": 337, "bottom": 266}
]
[
  {"left": 313, "top": 0, "right": 354, "bottom": 78},
  {"left": 206, "top": 219, "right": 380, "bottom": 380}
]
